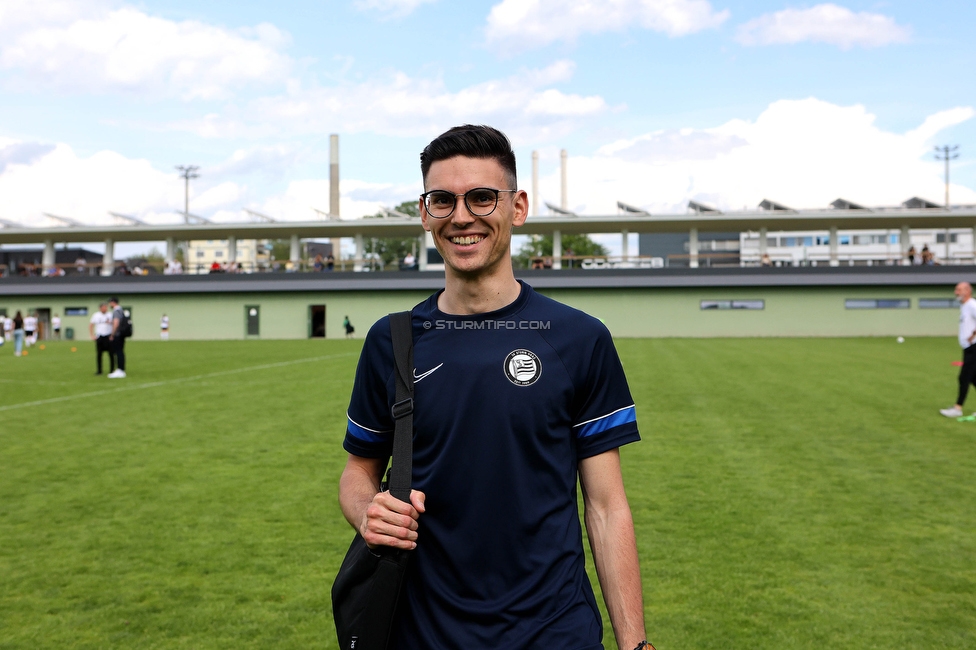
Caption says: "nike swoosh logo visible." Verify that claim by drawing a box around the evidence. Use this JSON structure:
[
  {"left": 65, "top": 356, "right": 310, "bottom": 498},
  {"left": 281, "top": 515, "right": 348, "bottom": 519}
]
[{"left": 413, "top": 363, "right": 444, "bottom": 383}]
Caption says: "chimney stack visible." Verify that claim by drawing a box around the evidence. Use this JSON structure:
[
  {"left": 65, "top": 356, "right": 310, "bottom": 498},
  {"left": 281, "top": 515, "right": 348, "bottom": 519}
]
[
  {"left": 532, "top": 151, "right": 539, "bottom": 217},
  {"left": 329, "top": 134, "right": 340, "bottom": 261},
  {"left": 560, "top": 149, "right": 568, "bottom": 211}
]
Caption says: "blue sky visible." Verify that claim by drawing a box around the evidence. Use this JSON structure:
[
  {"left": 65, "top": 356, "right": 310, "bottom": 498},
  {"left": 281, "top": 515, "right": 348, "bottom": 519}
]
[{"left": 0, "top": 0, "right": 974, "bottom": 245}]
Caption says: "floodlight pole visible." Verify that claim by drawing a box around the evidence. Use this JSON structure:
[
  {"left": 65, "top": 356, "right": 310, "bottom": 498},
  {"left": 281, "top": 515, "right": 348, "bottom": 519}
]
[
  {"left": 934, "top": 145, "right": 959, "bottom": 208},
  {"left": 176, "top": 165, "right": 200, "bottom": 223}
]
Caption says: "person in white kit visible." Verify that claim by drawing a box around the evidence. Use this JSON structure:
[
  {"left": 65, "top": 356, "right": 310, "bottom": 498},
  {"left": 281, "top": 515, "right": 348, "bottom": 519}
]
[
  {"left": 3, "top": 315, "right": 12, "bottom": 342},
  {"left": 940, "top": 281, "right": 976, "bottom": 417},
  {"left": 52, "top": 314, "right": 62, "bottom": 340},
  {"left": 89, "top": 303, "right": 115, "bottom": 375},
  {"left": 23, "top": 312, "right": 37, "bottom": 346},
  {"left": 160, "top": 314, "right": 169, "bottom": 340}
]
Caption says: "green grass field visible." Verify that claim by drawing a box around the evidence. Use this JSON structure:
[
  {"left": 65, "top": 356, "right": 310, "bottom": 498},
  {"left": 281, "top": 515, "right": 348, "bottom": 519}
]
[{"left": 1, "top": 336, "right": 974, "bottom": 649}]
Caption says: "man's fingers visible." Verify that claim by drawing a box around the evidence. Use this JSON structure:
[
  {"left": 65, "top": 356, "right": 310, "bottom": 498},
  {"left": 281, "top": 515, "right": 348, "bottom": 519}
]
[
  {"left": 411, "top": 490, "right": 426, "bottom": 514},
  {"left": 360, "top": 491, "right": 424, "bottom": 550}
]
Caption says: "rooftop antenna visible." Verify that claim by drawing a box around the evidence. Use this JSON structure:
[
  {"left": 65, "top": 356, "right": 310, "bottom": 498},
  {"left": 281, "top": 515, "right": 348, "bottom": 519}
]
[
  {"left": 173, "top": 210, "right": 211, "bottom": 224},
  {"left": 545, "top": 202, "right": 577, "bottom": 216},
  {"left": 43, "top": 212, "right": 84, "bottom": 227},
  {"left": 176, "top": 165, "right": 200, "bottom": 223},
  {"left": 109, "top": 211, "right": 146, "bottom": 225},
  {"left": 244, "top": 208, "right": 277, "bottom": 223},
  {"left": 934, "top": 145, "right": 960, "bottom": 208}
]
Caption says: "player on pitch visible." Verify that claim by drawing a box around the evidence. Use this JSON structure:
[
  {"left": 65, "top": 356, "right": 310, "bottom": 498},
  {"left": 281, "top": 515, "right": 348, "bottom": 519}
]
[{"left": 339, "top": 125, "right": 652, "bottom": 649}]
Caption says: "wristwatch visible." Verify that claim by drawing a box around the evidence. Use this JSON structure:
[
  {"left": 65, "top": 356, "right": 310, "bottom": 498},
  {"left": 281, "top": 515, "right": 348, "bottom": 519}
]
[{"left": 633, "top": 641, "right": 653, "bottom": 650}]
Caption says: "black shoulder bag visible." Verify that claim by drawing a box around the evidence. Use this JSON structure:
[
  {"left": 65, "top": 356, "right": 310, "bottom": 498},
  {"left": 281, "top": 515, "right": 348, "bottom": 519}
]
[{"left": 332, "top": 311, "right": 414, "bottom": 650}]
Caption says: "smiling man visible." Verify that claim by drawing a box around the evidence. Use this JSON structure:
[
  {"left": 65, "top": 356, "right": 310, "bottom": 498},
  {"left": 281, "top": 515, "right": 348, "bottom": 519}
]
[{"left": 338, "top": 125, "right": 651, "bottom": 649}]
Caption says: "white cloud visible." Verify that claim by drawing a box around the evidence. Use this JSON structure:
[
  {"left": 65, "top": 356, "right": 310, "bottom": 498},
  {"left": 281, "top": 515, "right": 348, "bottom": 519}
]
[
  {"left": 530, "top": 98, "right": 975, "bottom": 217},
  {"left": 0, "top": 138, "right": 416, "bottom": 227},
  {"left": 485, "top": 0, "right": 729, "bottom": 48},
  {"left": 254, "top": 178, "right": 421, "bottom": 223},
  {"left": 0, "top": 142, "right": 184, "bottom": 225},
  {"left": 735, "top": 3, "right": 910, "bottom": 49},
  {"left": 354, "top": 0, "right": 437, "bottom": 18},
  {"left": 166, "top": 60, "right": 611, "bottom": 142},
  {"left": 0, "top": 1, "right": 291, "bottom": 100}
]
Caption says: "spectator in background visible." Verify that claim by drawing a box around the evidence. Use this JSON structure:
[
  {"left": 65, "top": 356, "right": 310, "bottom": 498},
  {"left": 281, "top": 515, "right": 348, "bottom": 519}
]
[
  {"left": 75, "top": 255, "right": 87, "bottom": 274},
  {"left": 922, "top": 245, "right": 933, "bottom": 265},
  {"left": 402, "top": 252, "right": 417, "bottom": 270},
  {"left": 160, "top": 313, "right": 170, "bottom": 341},
  {"left": 3, "top": 314, "right": 12, "bottom": 342},
  {"left": 52, "top": 313, "right": 61, "bottom": 340},
  {"left": 326, "top": 254, "right": 335, "bottom": 271},
  {"left": 343, "top": 315, "right": 355, "bottom": 339},
  {"left": 907, "top": 246, "right": 917, "bottom": 265},
  {"left": 313, "top": 254, "right": 325, "bottom": 272},
  {"left": 12, "top": 311, "right": 24, "bottom": 356},
  {"left": 107, "top": 297, "right": 127, "bottom": 379},
  {"left": 89, "top": 303, "right": 115, "bottom": 375}
]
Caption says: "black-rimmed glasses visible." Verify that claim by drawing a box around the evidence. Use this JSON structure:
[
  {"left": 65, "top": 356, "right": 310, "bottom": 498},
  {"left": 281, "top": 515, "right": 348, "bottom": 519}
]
[{"left": 421, "top": 187, "right": 517, "bottom": 218}]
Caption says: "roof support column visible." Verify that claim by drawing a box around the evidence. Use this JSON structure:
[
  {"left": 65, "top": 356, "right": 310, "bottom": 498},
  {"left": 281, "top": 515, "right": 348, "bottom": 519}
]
[
  {"left": 759, "top": 227, "right": 768, "bottom": 262},
  {"left": 829, "top": 227, "right": 839, "bottom": 267},
  {"left": 42, "top": 239, "right": 55, "bottom": 274},
  {"left": 289, "top": 234, "right": 300, "bottom": 271},
  {"left": 354, "top": 233, "right": 364, "bottom": 272},
  {"left": 621, "top": 229, "right": 629, "bottom": 263},
  {"left": 689, "top": 228, "right": 698, "bottom": 268},
  {"left": 552, "top": 229, "right": 562, "bottom": 270},
  {"left": 945, "top": 228, "right": 952, "bottom": 263},
  {"left": 418, "top": 233, "right": 429, "bottom": 271},
  {"left": 228, "top": 236, "right": 237, "bottom": 266},
  {"left": 900, "top": 225, "right": 910, "bottom": 265},
  {"left": 165, "top": 237, "right": 175, "bottom": 263}
]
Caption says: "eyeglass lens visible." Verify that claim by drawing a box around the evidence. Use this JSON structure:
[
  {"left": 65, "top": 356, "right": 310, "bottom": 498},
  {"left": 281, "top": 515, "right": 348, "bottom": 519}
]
[{"left": 426, "top": 188, "right": 499, "bottom": 217}]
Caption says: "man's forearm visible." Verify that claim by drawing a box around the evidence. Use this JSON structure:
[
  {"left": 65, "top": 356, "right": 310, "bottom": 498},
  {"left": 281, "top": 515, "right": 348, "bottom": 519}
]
[
  {"left": 585, "top": 502, "right": 646, "bottom": 650},
  {"left": 338, "top": 458, "right": 383, "bottom": 532}
]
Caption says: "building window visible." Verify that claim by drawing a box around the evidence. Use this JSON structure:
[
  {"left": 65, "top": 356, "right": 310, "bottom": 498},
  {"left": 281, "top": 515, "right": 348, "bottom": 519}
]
[
  {"left": 845, "top": 299, "right": 910, "bottom": 309},
  {"left": 701, "top": 300, "right": 765, "bottom": 310},
  {"left": 215, "top": 251, "right": 223, "bottom": 257},
  {"left": 64, "top": 307, "right": 88, "bottom": 316},
  {"left": 936, "top": 233, "right": 958, "bottom": 243},
  {"left": 196, "top": 250, "right": 205, "bottom": 258},
  {"left": 919, "top": 298, "right": 958, "bottom": 309},
  {"left": 840, "top": 235, "right": 851, "bottom": 245},
  {"left": 890, "top": 234, "right": 899, "bottom": 244}
]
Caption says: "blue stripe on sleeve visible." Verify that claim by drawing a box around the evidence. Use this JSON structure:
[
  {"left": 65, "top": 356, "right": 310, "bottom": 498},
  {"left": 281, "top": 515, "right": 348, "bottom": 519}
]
[
  {"left": 574, "top": 406, "right": 637, "bottom": 439},
  {"left": 346, "top": 415, "right": 391, "bottom": 443}
]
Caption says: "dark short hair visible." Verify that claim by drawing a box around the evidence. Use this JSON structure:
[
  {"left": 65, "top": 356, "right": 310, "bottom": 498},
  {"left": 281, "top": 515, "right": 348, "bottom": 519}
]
[
  {"left": 420, "top": 125, "right": 517, "bottom": 189},
  {"left": 108, "top": 296, "right": 119, "bottom": 304}
]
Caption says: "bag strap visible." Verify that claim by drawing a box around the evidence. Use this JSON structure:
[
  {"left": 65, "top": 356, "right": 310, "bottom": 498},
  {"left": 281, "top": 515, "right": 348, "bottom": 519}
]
[{"left": 388, "top": 311, "right": 414, "bottom": 504}]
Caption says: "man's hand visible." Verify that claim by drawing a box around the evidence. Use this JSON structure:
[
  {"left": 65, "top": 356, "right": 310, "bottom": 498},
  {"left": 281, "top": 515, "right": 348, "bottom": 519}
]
[
  {"left": 340, "top": 454, "right": 426, "bottom": 551},
  {"left": 360, "top": 489, "right": 426, "bottom": 550}
]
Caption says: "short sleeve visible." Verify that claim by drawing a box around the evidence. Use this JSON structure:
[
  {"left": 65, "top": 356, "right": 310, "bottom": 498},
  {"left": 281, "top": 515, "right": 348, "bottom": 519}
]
[
  {"left": 343, "top": 316, "right": 396, "bottom": 459},
  {"left": 571, "top": 323, "right": 640, "bottom": 459}
]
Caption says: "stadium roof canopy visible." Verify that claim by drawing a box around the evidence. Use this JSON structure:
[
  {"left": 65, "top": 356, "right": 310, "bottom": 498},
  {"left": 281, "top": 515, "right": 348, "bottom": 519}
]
[{"left": 1, "top": 203, "right": 976, "bottom": 245}]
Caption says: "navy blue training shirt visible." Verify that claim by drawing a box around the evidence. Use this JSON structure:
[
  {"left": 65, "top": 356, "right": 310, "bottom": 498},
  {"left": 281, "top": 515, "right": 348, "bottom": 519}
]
[{"left": 344, "top": 281, "right": 640, "bottom": 649}]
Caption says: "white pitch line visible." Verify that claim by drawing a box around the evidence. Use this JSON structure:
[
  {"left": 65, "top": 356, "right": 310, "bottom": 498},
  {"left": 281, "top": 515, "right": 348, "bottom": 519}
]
[{"left": 0, "top": 352, "right": 357, "bottom": 413}]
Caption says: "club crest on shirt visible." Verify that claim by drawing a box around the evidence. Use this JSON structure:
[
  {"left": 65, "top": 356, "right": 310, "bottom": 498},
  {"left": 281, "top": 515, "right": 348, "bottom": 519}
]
[{"left": 504, "top": 349, "right": 542, "bottom": 386}]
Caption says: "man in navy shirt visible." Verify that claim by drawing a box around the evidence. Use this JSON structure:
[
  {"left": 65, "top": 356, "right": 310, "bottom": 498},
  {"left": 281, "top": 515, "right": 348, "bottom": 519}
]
[{"left": 339, "top": 125, "right": 651, "bottom": 649}]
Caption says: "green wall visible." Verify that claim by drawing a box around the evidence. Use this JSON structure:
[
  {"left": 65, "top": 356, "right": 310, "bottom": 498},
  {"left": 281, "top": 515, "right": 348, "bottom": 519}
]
[
  {"left": 538, "top": 287, "right": 958, "bottom": 338},
  {"left": 0, "top": 285, "right": 959, "bottom": 340}
]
